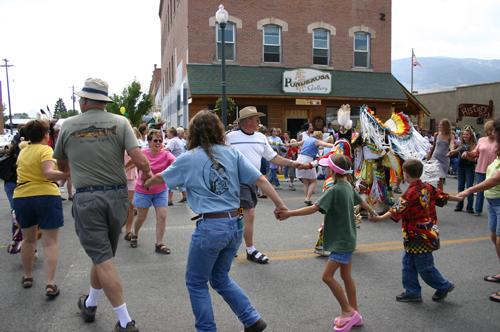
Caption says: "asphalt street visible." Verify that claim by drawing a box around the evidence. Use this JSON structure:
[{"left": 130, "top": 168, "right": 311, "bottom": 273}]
[{"left": 0, "top": 177, "right": 499, "bottom": 332}]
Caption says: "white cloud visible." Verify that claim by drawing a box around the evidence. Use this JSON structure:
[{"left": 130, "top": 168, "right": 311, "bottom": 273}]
[
  {"left": 393, "top": 0, "right": 500, "bottom": 59},
  {"left": 0, "top": 0, "right": 160, "bottom": 117}
]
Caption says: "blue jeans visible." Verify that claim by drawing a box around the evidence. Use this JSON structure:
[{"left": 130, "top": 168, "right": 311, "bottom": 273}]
[
  {"left": 4, "top": 181, "right": 16, "bottom": 211},
  {"left": 268, "top": 168, "right": 280, "bottom": 187},
  {"left": 283, "top": 166, "right": 289, "bottom": 180},
  {"left": 450, "top": 156, "right": 459, "bottom": 174},
  {"left": 186, "top": 216, "right": 260, "bottom": 332},
  {"left": 456, "top": 165, "right": 475, "bottom": 211},
  {"left": 475, "top": 172, "right": 487, "bottom": 214},
  {"left": 402, "top": 252, "right": 452, "bottom": 296}
]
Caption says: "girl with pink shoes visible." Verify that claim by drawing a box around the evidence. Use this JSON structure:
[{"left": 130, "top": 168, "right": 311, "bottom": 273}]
[{"left": 277, "top": 154, "right": 376, "bottom": 331}]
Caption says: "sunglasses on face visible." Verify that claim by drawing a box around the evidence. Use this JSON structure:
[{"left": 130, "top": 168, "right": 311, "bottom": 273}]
[{"left": 149, "top": 138, "right": 163, "bottom": 143}]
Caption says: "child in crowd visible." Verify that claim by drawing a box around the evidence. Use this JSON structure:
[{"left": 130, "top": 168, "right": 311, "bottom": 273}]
[
  {"left": 278, "top": 154, "right": 376, "bottom": 332},
  {"left": 370, "top": 159, "right": 460, "bottom": 303},
  {"left": 286, "top": 139, "right": 299, "bottom": 191}
]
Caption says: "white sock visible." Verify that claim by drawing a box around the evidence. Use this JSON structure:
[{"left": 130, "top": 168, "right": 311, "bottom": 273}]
[
  {"left": 85, "top": 287, "right": 103, "bottom": 307},
  {"left": 113, "top": 303, "right": 132, "bottom": 328},
  {"left": 246, "top": 246, "right": 256, "bottom": 254}
]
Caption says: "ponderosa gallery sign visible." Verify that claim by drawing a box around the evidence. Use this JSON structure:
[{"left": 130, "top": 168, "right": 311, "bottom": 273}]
[{"left": 282, "top": 68, "right": 331, "bottom": 94}]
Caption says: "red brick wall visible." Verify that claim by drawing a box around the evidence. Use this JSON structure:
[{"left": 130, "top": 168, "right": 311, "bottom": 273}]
[{"left": 186, "top": 0, "right": 391, "bottom": 72}]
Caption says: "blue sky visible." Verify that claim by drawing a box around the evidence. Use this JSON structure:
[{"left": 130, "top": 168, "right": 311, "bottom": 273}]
[{"left": 1, "top": 0, "right": 499, "bottom": 118}]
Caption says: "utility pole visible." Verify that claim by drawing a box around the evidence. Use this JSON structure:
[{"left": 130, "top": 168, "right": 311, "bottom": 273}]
[
  {"left": 71, "top": 85, "right": 76, "bottom": 111},
  {"left": 0, "top": 59, "right": 14, "bottom": 131}
]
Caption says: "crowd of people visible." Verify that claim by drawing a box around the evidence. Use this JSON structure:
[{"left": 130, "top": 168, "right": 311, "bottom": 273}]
[{"left": 1, "top": 77, "right": 499, "bottom": 332}]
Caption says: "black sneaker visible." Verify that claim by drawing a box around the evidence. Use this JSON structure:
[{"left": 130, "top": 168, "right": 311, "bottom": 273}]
[
  {"left": 77, "top": 295, "right": 96, "bottom": 322},
  {"left": 432, "top": 283, "right": 455, "bottom": 302},
  {"left": 396, "top": 292, "right": 422, "bottom": 303},
  {"left": 244, "top": 318, "right": 267, "bottom": 332},
  {"left": 114, "top": 320, "right": 139, "bottom": 332}
]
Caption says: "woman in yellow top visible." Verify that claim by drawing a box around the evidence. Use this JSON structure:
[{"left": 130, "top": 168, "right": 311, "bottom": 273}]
[
  {"left": 13, "top": 119, "right": 69, "bottom": 298},
  {"left": 458, "top": 118, "right": 500, "bottom": 304}
]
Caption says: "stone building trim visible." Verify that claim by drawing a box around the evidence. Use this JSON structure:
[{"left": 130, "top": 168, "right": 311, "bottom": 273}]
[
  {"left": 209, "top": 15, "right": 243, "bottom": 28},
  {"left": 307, "top": 22, "right": 336, "bottom": 35},
  {"left": 257, "top": 17, "right": 288, "bottom": 31},
  {"left": 348, "top": 25, "right": 376, "bottom": 38}
]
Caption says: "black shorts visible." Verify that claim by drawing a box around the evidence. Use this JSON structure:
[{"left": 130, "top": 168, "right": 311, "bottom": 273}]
[{"left": 240, "top": 183, "right": 258, "bottom": 209}]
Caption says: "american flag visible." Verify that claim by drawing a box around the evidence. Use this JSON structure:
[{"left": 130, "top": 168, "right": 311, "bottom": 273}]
[{"left": 412, "top": 50, "right": 421, "bottom": 67}]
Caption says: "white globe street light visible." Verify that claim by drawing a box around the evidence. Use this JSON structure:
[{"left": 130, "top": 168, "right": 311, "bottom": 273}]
[{"left": 215, "top": 4, "right": 229, "bottom": 127}]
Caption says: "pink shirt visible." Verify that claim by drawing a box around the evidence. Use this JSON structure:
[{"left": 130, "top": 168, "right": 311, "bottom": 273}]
[
  {"left": 135, "top": 148, "right": 176, "bottom": 194},
  {"left": 473, "top": 137, "right": 497, "bottom": 173}
]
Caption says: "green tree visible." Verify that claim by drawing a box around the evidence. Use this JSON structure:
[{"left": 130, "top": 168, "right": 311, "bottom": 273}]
[
  {"left": 212, "top": 97, "right": 236, "bottom": 124},
  {"left": 54, "top": 98, "right": 68, "bottom": 118},
  {"left": 106, "top": 81, "right": 153, "bottom": 127}
]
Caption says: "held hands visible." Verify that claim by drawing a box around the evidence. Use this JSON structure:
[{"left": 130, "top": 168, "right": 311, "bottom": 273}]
[
  {"left": 291, "top": 161, "right": 311, "bottom": 170},
  {"left": 455, "top": 190, "right": 468, "bottom": 201},
  {"left": 274, "top": 205, "right": 289, "bottom": 221}
]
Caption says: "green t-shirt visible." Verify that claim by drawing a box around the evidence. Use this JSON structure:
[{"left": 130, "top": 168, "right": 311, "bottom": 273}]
[
  {"left": 316, "top": 181, "right": 362, "bottom": 253},
  {"left": 53, "top": 109, "right": 139, "bottom": 189},
  {"left": 485, "top": 157, "right": 500, "bottom": 199}
]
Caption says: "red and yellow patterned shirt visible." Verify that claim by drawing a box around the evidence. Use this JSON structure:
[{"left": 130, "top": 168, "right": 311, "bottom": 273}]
[{"left": 390, "top": 179, "right": 449, "bottom": 254}]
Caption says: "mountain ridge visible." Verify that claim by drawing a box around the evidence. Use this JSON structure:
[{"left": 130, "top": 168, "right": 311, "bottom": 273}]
[{"left": 391, "top": 57, "right": 500, "bottom": 93}]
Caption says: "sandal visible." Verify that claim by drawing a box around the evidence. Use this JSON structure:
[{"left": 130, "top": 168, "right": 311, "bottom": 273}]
[
  {"left": 123, "top": 232, "right": 133, "bottom": 242},
  {"left": 130, "top": 235, "right": 138, "bottom": 248},
  {"left": 333, "top": 311, "right": 363, "bottom": 331},
  {"left": 46, "top": 284, "right": 60, "bottom": 299},
  {"left": 490, "top": 291, "right": 500, "bottom": 303},
  {"left": 246, "top": 250, "right": 269, "bottom": 264},
  {"left": 484, "top": 275, "right": 500, "bottom": 283},
  {"left": 155, "top": 244, "right": 171, "bottom": 255},
  {"left": 304, "top": 200, "right": 313, "bottom": 206},
  {"left": 22, "top": 276, "right": 33, "bottom": 289}
]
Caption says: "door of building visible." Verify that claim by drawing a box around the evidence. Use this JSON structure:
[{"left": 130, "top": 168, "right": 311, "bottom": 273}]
[{"left": 287, "top": 118, "right": 307, "bottom": 139}]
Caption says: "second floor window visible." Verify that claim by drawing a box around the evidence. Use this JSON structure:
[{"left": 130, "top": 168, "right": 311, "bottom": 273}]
[
  {"left": 216, "top": 22, "right": 235, "bottom": 61},
  {"left": 313, "top": 28, "right": 329, "bottom": 65},
  {"left": 354, "top": 32, "right": 370, "bottom": 68},
  {"left": 263, "top": 24, "right": 281, "bottom": 63}
]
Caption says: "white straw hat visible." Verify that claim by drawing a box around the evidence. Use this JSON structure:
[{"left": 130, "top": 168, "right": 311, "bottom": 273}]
[{"left": 76, "top": 78, "right": 112, "bottom": 102}]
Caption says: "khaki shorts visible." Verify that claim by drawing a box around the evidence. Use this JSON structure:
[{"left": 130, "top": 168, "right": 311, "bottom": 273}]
[{"left": 72, "top": 188, "right": 128, "bottom": 265}]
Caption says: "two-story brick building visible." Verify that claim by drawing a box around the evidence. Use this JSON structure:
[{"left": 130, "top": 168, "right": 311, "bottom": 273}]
[{"left": 158, "top": 0, "right": 427, "bottom": 135}]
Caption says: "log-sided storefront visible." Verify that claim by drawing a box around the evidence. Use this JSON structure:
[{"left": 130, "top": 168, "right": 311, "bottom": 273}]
[{"left": 187, "top": 64, "right": 428, "bottom": 137}]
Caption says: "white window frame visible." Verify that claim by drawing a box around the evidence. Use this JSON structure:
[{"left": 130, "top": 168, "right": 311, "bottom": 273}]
[
  {"left": 263, "top": 24, "right": 281, "bottom": 63},
  {"left": 216, "top": 22, "right": 235, "bottom": 61},
  {"left": 353, "top": 31, "right": 370, "bottom": 68},
  {"left": 312, "top": 28, "right": 330, "bottom": 65}
]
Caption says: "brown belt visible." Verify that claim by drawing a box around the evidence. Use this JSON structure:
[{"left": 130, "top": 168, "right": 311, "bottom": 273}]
[{"left": 191, "top": 209, "right": 242, "bottom": 221}]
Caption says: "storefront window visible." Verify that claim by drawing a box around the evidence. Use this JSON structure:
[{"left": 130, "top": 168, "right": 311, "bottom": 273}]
[
  {"left": 354, "top": 32, "right": 370, "bottom": 68},
  {"left": 313, "top": 28, "right": 329, "bottom": 65},
  {"left": 216, "top": 22, "right": 235, "bottom": 61},
  {"left": 263, "top": 25, "right": 281, "bottom": 63}
]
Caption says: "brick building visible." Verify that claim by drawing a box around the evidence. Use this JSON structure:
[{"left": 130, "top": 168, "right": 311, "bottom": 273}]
[{"left": 158, "top": 0, "right": 427, "bottom": 134}]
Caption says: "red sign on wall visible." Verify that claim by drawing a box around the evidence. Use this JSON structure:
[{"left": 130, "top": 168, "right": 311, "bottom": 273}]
[{"left": 457, "top": 100, "right": 494, "bottom": 121}]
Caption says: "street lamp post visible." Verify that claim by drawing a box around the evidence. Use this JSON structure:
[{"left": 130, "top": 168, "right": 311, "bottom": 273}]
[{"left": 215, "top": 4, "right": 229, "bottom": 128}]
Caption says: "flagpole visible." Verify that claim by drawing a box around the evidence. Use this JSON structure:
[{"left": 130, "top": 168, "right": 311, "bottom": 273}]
[{"left": 411, "top": 48, "right": 414, "bottom": 93}]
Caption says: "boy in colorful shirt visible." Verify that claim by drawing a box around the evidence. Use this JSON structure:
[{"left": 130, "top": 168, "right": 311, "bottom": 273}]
[{"left": 370, "top": 159, "right": 460, "bottom": 302}]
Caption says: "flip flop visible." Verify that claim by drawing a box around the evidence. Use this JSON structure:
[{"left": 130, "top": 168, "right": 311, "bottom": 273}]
[
  {"left": 489, "top": 291, "right": 500, "bottom": 303},
  {"left": 333, "top": 311, "right": 362, "bottom": 332},
  {"left": 484, "top": 275, "right": 500, "bottom": 283}
]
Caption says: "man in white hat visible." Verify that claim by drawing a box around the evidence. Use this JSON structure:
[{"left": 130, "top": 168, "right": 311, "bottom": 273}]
[
  {"left": 54, "top": 78, "right": 151, "bottom": 332},
  {"left": 226, "top": 106, "right": 306, "bottom": 264}
]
